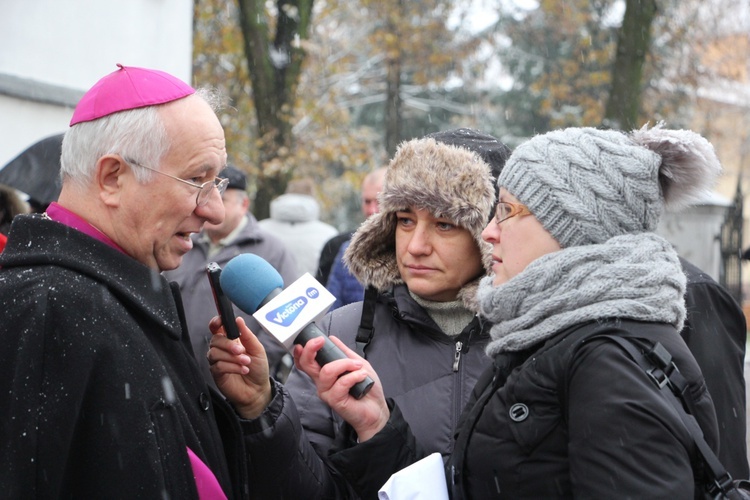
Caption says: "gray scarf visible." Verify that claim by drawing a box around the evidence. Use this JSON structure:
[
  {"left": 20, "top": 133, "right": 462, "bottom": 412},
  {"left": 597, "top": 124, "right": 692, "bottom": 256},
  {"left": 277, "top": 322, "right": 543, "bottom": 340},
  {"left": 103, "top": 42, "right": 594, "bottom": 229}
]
[{"left": 478, "top": 233, "right": 686, "bottom": 356}]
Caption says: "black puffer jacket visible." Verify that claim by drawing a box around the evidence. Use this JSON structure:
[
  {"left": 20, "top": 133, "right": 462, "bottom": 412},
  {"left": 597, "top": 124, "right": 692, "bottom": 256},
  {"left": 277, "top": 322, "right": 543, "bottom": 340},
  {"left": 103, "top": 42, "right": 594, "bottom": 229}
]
[
  {"left": 329, "top": 319, "right": 718, "bottom": 499},
  {"left": 243, "top": 285, "right": 493, "bottom": 499}
]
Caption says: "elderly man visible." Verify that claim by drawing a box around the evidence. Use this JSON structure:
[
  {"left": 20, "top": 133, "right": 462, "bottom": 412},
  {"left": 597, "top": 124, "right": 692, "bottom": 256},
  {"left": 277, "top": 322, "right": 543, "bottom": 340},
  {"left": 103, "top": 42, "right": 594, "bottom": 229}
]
[
  {"left": 165, "top": 164, "right": 300, "bottom": 384},
  {"left": 0, "top": 65, "right": 249, "bottom": 498}
]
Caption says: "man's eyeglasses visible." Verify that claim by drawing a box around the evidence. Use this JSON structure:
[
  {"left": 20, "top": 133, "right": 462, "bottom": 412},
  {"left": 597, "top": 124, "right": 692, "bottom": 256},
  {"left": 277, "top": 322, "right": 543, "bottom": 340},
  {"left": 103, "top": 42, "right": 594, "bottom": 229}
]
[
  {"left": 495, "top": 201, "right": 531, "bottom": 224},
  {"left": 122, "top": 157, "right": 229, "bottom": 207}
]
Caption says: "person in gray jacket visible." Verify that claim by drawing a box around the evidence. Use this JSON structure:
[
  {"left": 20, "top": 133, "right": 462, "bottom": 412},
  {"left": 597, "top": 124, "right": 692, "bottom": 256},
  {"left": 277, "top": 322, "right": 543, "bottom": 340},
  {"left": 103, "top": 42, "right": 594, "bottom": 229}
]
[
  {"left": 207, "top": 128, "right": 511, "bottom": 498},
  {"left": 258, "top": 178, "right": 339, "bottom": 276},
  {"left": 165, "top": 165, "right": 301, "bottom": 385}
]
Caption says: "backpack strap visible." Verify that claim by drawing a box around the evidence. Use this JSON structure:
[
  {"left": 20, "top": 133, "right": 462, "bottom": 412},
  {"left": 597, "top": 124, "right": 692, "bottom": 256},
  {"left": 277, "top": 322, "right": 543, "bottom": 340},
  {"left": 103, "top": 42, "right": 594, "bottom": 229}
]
[
  {"left": 355, "top": 285, "right": 379, "bottom": 357},
  {"left": 594, "top": 333, "right": 742, "bottom": 499}
]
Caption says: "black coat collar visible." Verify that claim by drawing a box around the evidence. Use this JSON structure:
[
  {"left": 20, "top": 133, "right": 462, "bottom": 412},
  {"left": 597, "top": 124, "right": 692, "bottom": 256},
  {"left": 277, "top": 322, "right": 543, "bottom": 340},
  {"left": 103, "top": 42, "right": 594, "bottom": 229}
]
[{"left": 1, "top": 214, "right": 182, "bottom": 339}]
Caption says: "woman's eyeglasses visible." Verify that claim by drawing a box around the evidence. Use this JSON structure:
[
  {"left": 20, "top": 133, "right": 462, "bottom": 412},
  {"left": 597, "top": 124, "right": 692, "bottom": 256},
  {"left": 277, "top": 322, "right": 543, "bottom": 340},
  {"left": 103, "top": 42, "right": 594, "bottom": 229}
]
[{"left": 494, "top": 201, "right": 531, "bottom": 224}]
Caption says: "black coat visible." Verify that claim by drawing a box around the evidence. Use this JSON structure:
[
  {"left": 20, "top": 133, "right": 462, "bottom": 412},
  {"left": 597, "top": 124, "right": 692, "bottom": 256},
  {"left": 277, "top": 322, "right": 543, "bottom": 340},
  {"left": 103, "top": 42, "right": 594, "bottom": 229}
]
[
  {"left": 0, "top": 215, "right": 248, "bottom": 498},
  {"left": 679, "top": 258, "right": 748, "bottom": 478},
  {"left": 244, "top": 285, "right": 493, "bottom": 499},
  {"left": 329, "top": 319, "right": 719, "bottom": 499}
]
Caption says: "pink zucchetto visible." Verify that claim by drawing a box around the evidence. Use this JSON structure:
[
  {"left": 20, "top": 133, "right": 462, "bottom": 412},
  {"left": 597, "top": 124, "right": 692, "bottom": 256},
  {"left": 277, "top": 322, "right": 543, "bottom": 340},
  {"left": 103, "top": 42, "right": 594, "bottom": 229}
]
[{"left": 69, "top": 64, "right": 195, "bottom": 126}]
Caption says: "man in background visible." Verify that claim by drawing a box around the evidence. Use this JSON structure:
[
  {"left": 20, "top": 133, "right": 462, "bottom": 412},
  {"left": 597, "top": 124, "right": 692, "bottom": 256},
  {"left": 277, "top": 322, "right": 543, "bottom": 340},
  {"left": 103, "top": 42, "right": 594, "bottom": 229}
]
[
  {"left": 325, "top": 167, "right": 386, "bottom": 309},
  {"left": 165, "top": 164, "right": 300, "bottom": 383}
]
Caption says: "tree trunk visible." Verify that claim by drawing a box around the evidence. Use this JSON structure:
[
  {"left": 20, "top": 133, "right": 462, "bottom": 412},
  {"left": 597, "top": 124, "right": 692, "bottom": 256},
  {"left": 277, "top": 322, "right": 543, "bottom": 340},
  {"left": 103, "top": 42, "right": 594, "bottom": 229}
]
[
  {"left": 237, "top": 0, "right": 315, "bottom": 219},
  {"left": 603, "top": 0, "right": 658, "bottom": 131},
  {"left": 383, "top": 0, "right": 403, "bottom": 157},
  {"left": 385, "top": 53, "right": 402, "bottom": 157}
]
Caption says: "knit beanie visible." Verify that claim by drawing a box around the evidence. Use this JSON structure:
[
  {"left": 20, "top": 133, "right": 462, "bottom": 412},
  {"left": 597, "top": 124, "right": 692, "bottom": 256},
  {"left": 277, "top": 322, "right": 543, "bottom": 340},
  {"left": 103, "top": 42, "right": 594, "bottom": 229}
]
[
  {"left": 345, "top": 129, "right": 508, "bottom": 311},
  {"left": 498, "top": 123, "right": 722, "bottom": 248}
]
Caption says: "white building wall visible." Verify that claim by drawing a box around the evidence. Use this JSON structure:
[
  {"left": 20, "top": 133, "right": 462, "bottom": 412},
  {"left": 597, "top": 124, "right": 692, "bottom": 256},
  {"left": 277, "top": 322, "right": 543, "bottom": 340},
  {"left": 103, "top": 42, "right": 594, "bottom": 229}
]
[
  {"left": 0, "top": 0, "right": 193, "bottom": 167},
  {"left": 656, "top": 192, "right": 731, "bottom": 281}
]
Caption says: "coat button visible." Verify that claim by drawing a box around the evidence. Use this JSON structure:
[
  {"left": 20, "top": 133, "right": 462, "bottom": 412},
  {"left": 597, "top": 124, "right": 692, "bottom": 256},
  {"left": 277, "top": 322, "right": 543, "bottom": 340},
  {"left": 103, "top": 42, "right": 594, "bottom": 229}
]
[
  {"left": 509, "top": 403, "right": 529, "bottom": 422},
  {"left": 198, "top": 392, "right": 210, "bottom": 411}
]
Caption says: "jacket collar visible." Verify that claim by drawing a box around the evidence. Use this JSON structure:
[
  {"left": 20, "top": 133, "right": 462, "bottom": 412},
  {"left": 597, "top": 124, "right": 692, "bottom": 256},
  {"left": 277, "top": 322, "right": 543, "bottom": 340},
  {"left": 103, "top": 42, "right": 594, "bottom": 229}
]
[{"left": 1, "top": 214, "right": 183, "bottom": 339}]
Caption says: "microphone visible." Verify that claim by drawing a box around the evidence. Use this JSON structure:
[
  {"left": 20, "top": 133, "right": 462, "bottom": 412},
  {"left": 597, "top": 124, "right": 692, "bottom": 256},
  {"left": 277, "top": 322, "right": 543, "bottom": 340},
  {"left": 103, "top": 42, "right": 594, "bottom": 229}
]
[{"left": 221, "top": 254, "right": 374, "bottom": 399}]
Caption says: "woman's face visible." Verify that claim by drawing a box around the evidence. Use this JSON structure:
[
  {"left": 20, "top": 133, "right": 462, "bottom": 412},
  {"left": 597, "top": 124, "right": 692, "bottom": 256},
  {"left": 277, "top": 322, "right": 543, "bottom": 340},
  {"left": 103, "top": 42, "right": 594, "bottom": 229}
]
[
  {"left": 395, "top": 207, "right": 484, "bottom": 302},
  {"left": 481, "top": 189, "right": 561, "bottom": 286}
]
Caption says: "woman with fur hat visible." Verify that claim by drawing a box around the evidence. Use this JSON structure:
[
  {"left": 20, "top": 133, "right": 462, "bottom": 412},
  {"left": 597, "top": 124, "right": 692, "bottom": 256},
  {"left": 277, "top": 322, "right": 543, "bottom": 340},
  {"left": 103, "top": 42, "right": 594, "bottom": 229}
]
[
  {"left": 292, "top": 124, "right": 722, "bottom": 498},
  {"left": 207, "top": 128, "right": 511, "bottom": 498}
]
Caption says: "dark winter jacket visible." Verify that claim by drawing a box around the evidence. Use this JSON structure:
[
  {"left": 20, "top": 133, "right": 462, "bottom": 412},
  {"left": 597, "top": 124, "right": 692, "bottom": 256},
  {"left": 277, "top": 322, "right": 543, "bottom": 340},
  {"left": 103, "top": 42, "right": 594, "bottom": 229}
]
[
  {"left": 244, "top": 284, "right": 493, "bottom": 498},
  {"left": 328, "top": 319, "right": 719, "bottom": 499},
  {"left": 0, "top": 215, "right": 249, "bottom": 499},
  {"left": 243, "top": 131, "right": 505, "bottom": 498},
  {"left": 164, "top": 213, "right": 300, "bottom": 385},
  {"left": 679, "top": 257, "right": 748, "bottom": 478},
  {"left": 327, "top": 240, "right": 365, "bottom": 310}
]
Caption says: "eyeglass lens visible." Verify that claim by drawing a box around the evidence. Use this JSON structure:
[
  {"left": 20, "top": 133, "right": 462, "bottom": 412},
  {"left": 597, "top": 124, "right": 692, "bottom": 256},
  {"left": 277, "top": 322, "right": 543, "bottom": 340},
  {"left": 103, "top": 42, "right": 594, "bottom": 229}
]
[
  {"left": 496, "top": 203, "right": 510, "bottom": 222},
  {"left": 197, "top": 178, "right": 229, "bottom": 207}
]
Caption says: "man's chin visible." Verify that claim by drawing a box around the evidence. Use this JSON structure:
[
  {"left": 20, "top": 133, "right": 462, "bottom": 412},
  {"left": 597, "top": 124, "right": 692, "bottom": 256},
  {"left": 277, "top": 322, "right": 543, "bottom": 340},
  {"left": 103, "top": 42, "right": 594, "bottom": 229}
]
[{"left": 158, "top": 253, "right": 185, "bottom": 272}]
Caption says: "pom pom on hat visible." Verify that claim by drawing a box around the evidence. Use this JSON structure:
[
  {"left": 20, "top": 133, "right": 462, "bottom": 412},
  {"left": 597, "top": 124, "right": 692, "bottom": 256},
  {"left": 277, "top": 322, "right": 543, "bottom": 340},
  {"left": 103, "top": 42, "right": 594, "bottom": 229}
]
[
  {"left": 498, "top": 124, "right": 722, "bottom": 248},
  {"left": 70, "top": 64, "right": 195, "bottom": 126},
  {"left": 630, "top": 122, "right": 722, "bottom": 209}
]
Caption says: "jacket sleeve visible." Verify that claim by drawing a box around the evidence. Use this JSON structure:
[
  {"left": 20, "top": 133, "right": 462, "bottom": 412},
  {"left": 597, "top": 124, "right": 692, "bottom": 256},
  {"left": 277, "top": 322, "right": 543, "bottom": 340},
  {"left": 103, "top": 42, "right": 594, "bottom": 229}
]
[
  {"left": 327, "top": 402, "right": 425, "bottom": 500},
  {"left": 282, "top": 302, "right": 367, "bottom": 457},
  {"left": 242, "top": 379, "right": 356, "bottom": 499},
  {"left": 565, "top": 338, "right": 710, "bottom": 498}
]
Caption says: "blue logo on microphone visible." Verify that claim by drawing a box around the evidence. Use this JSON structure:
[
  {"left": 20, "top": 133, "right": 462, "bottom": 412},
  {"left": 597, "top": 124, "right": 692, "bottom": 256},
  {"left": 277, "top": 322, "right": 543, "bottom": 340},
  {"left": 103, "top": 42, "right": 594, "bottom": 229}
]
[
  {"left": 266, "top": 286, "right": 324, "bottom": 327},
  {"left": 267, "top": 296, "right": 308, "bottom": 326}
]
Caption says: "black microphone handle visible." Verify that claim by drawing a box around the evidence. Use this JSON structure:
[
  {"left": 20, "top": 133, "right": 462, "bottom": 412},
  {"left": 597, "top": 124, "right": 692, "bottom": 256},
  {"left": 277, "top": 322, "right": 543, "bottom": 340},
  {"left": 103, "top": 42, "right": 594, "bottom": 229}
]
[{"left": 295, "top": 323, "right": 374, "bottom": 399}]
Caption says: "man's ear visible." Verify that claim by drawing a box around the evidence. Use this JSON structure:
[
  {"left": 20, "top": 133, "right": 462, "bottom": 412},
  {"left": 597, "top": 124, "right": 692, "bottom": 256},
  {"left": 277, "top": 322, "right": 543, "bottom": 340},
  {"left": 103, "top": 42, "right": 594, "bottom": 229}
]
[
  {"left": 97, "top": 156, "right": 125, "bottom": 208},
  {"left": 241, "top": 193, "right": 251, "bottom": 212}
]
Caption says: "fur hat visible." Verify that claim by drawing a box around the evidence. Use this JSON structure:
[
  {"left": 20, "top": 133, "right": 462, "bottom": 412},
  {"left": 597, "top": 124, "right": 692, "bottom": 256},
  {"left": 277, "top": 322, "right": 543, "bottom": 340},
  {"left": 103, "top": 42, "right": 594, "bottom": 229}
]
[
  {"left": 498, "top": 123, "right": 722, "bottom": 248},
  {"left": 425, "top": 128, "right": 511, "bottom": 201},
  {"left": 345, "top": 129, "right": 508, "bottom": 311}
]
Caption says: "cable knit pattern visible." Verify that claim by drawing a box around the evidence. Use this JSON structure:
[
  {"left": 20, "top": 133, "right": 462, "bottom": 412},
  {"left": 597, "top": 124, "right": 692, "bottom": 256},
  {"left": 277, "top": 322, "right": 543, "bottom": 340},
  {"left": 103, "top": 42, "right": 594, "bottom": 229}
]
[
  {"left": 478, "top": 233, "right": 686, "bottom": 355},
  {"left": 499, "top": 128, "right": 662, "bottom": 247},
  {"left": 498, "top": 125, "right": 722, "bottom": 248}
]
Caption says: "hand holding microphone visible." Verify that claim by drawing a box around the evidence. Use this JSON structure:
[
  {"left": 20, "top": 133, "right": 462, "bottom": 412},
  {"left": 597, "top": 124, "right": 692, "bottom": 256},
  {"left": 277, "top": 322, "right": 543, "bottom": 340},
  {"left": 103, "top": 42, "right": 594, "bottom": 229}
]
[{"left": 220, "top": 254, "right": 375, "bottom": 399}]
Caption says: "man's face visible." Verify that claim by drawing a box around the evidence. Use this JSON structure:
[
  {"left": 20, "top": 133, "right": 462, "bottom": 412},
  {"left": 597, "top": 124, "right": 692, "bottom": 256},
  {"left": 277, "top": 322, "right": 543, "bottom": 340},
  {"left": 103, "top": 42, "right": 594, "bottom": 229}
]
[
  {"left": 204, "top": 189, "right": 248, "bottom": 242},
  {"left": 361, "top": 178, "right": 382, "bottom": 217},
  {"left": 116, "top": 96, "right": 227, "bottom": 271}
]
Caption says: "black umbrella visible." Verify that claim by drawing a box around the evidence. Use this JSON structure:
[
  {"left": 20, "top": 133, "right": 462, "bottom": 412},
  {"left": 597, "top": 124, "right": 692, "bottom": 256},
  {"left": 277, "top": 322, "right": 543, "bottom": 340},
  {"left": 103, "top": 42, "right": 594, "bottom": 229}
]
[{"left": 0, "top": 133, "right": 64, "bottom": 207}]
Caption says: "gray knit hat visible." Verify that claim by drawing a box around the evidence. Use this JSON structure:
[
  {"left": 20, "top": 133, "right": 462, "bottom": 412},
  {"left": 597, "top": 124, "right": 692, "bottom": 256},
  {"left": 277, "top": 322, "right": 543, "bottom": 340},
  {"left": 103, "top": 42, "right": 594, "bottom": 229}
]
[
  {"left": 498, "top": 123, "right": 722, "bottom": 248},
  {"left": 345, "top": 129, "right": 507, "bottom": 311}
]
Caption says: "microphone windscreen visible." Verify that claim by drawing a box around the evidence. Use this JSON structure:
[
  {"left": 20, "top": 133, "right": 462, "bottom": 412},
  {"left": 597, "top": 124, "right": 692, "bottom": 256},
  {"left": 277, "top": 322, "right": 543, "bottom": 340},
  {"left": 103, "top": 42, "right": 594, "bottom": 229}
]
[{"left": 221, "top": 254, "right": 284, "bottom": 314}]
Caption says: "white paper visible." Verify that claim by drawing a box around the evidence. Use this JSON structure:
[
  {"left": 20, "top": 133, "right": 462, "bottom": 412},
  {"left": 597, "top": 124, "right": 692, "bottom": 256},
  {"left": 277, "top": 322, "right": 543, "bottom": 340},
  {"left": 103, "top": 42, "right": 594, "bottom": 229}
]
[{"left": 378, "top": 452, "right": 449, "bottom": 500}]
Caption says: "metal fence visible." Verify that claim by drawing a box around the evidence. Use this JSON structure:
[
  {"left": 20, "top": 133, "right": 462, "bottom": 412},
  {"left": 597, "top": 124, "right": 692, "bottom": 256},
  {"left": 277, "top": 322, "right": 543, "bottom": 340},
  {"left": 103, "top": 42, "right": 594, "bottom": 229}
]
[{"left": 719, "top": 181, "right": 743, "bottom": 304}]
